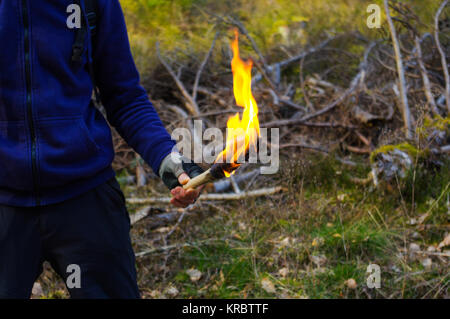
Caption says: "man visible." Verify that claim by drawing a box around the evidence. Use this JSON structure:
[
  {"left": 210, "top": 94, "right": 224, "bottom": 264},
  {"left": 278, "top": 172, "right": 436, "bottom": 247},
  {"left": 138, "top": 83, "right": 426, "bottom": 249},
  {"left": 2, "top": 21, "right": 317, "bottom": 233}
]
[{"left": 0, "top": 0, "right": 202, "bottom": 298}]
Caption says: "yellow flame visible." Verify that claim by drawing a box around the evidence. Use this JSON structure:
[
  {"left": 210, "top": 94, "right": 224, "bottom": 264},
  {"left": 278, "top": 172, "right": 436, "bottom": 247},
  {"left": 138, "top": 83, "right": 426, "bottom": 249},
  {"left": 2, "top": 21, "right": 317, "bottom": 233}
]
[{"left": 216, "top": 30, "right": 260, "bottom": 177}]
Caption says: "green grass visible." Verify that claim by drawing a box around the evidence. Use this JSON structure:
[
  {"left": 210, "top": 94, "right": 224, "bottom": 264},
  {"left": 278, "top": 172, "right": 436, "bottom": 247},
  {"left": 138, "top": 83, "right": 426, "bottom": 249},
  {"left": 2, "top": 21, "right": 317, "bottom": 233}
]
[{"left": 131, "top": 153, "right": 449, "bottom": 299}]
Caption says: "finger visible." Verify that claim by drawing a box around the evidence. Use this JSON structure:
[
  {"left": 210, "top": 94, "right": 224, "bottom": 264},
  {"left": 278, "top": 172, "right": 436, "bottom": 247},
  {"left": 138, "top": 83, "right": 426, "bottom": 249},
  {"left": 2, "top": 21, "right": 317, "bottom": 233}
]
[
  {"left": 171, "top": 186, "right": 183, "bottom": 196},
  {"left": 178, "top": 173, "right": 190, "bottom": 185},
  {"left": 174, "top": 196, "right": 192, "bottom": 207},
  {"left": 170, "top": 197, "right": 187, "bottom": 208},
  {"left": 174, "top": 193, "right": 198, "bottom": 207},
  {"left": 174, "top": 189, "right": 197, "bottom": 202},
  {"left": 183, "top": 189, "right": 199, "bottom": 201}
]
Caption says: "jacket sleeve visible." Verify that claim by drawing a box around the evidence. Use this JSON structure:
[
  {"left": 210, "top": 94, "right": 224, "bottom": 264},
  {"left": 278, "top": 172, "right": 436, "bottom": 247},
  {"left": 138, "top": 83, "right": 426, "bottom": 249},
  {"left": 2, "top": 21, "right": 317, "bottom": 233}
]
[{"left": 92, "top": 0, "right": 175, "bottom": 175}]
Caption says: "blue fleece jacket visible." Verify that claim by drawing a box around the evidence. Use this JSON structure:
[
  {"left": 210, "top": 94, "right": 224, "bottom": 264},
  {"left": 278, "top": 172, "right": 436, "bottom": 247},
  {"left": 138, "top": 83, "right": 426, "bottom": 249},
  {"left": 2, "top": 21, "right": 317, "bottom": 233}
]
[{"left": 0, "top": 0, "right": 176, "bottom": 207}]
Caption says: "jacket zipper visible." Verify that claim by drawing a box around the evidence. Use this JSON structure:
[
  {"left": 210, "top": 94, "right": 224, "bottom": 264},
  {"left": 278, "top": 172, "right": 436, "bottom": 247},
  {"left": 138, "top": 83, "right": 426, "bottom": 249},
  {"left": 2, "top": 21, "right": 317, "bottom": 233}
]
[{"left": 21, "top": 0, "right": 40, "bottom": 206}]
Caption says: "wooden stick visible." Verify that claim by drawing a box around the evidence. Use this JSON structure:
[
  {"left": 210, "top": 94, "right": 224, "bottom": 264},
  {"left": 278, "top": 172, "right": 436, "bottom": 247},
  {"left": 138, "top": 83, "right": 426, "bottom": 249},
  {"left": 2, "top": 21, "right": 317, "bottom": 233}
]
[
  {"left": 384, "top": 0, "right": 413, "bottom": 138},
  {"left": 192, "top": 32, "right": 218, "bottom": 102},
  {"left": 414, "top": 36, "right": 440, "bottom": 116},
  {"left": 126, "top": 186, "right": 283, "bottom": 205},
  {"left": 434, "top": 0, "right": 450, "bottom": 113},
  {"left": 182, "top": 168, "right": 216, "bottom": 190}
]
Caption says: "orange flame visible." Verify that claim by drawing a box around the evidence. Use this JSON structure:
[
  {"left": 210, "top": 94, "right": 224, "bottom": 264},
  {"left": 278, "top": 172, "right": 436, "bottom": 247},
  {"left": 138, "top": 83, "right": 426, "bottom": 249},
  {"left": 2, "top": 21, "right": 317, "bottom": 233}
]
[{"left": 216, "top": 30, "right": 260, "bottom": 177}]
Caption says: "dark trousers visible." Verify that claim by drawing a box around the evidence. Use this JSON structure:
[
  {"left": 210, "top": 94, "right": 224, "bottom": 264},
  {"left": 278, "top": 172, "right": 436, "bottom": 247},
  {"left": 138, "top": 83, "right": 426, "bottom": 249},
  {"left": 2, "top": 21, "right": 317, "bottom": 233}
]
[{"left": 0, "top": 178, "right": 140, "bottom": 299}]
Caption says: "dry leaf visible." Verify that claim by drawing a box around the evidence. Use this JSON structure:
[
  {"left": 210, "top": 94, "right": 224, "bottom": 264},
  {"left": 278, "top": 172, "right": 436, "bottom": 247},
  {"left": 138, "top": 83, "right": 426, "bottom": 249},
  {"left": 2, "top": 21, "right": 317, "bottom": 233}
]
[
  {"left": 155, "top": 226, "right": 171, "bottom": 233},
  {"left": 165, "top": 286, "right": 179, "bottom": 297},
  {"left": 409, "top": 243, "right": 421, "bottom": 260},
  {"left": 261, "top": 277, "right": 276, "bottom": 294},
  {"left": 427, "top": 246, "right": 436, "bottom": 252},
  {"left": 310, "top": 254, "right": 327, "bottom": 266},
  {"left": 233, "top": 233, "right": 243, "bottom": 240},
  {"left": 409, "top": 243, "right": 420, "bottom": 252},
  {"left": 418, "top": 212, "right": 429, "bottom": 224},
  {"left": 278, "top": 267, "right": 289, "bottom": 278},
  {"left": 280, "top": 237, "right": 291, "bottom": 247},
  {"left": 186, "top": 268, "right": 202, "bottom": 282},
  {"left": 238, "top": 222, "right": 247, "bottom": 231},
  {"left": 421, "top": 258, "right": 432, "bottom": 269},
  {"left": 345, "top": 278, "right": 357, "bottom": 289},
  {"left": 31, "top": 282, "right": 43, "bottom": 298},
  {"left": 311, "top": 237, "right": 324, "bottom": 247}
]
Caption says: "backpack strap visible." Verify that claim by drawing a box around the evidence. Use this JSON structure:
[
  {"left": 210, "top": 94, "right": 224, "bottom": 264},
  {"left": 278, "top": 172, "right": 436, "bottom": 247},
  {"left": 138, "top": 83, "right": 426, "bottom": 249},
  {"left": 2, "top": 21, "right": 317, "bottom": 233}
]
[
  {"left": 72, "top": 0, "right": 101, "bottom": 104},
  {"left": 72, "top": 0, "right": 97, "bottom": 62}
]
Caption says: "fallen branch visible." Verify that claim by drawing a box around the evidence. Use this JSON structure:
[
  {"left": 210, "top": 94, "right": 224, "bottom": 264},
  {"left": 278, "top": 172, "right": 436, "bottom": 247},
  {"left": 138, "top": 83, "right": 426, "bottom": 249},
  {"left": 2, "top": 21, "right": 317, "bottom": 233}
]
[
  {"left": 263, "top": 119, "right": 357, "bottom": 130},
  {"left": 434, "top": 0, "right": 450, "bottom": 113},
  {"left": 213, "top": 169, "right": 260, "bottom": 193},
  {"left": 384, "top": 0, "right": 413, "bottom": 138},
  {"left": 415, "top": 36, "right": 440, "bottom": 116},
  {"left": 127, "top": 186, "right": 283, "bottom": 205},
  {"left": 253, "top": 37, "right": 334, "bottom": 84},
  {"left": 192, "top": 32, "right": 219, "bottom": 102},
  {"left": 279, "top": 143, "right": 329, "bottom": 153},
  {"left": 130, "top": 207, "right": 179, "bottom": 226},
  {"left": 156, "top": 42, "right": 200, "bottom": 116},
  {"left": 299, "top": 42, "right": 376, "bottom": 122},
  {"left": 135, "top": 243, "right": 191, "bottom": 258}
]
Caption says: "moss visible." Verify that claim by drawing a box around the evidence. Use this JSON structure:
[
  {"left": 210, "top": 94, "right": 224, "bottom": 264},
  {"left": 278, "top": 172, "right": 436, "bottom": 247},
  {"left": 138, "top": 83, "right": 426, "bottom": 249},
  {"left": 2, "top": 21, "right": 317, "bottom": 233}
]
[
  {"left": 370, "top": 142, "right": 420, "bottom": 164},
  {"left": 417, "top": 115, "right": 450, "bottom": 139},
  {"left": 423, "top": 115, "right": 450, "bottom": 132}
]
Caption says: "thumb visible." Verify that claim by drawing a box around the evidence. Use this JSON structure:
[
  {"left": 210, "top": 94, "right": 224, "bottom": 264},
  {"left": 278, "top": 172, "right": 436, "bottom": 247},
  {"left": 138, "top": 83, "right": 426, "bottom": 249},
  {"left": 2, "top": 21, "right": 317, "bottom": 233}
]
[{"left": 178, "top": 173, "right": 190, "bottom": 185}]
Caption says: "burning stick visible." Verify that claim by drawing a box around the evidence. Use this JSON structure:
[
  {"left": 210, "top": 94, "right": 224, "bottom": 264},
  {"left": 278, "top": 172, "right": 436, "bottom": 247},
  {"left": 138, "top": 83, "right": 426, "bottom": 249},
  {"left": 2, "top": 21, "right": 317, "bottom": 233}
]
[
  {"left": 183, "top": 163, "right": 239, "bottom": 190},
  {"left": 184, "top": 30, "right": 260, "bottom": 190}
]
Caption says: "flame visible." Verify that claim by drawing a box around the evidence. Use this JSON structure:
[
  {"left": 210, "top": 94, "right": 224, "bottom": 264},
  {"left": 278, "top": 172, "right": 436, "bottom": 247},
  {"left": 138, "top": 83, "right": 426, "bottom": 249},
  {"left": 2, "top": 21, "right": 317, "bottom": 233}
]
[{"left": 216, "top": 30, "right": 260, "bottom": 177}]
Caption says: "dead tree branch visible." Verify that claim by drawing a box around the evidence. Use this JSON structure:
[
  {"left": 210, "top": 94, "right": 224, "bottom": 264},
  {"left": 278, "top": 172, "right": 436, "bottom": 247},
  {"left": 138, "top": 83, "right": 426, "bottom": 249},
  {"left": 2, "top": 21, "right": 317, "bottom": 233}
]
[
  {"left": 127, "top": 186, "right": 283, "bottom": 205},
  {"left": 192, "top": 32, "right": 219, "bottom": 102},
  {"left": 253, "top": 37, "right": 333, "bottom": 84},
  {"left": 414, "top": 36, "right": 440, "bottom": 116},
  {"left": 298, "top": 42, "right": 376, "bottom": 122},
  {"left": 156, "top": 42, "right": 200, "bottom": 116},
  {"left": 434, "top": 0, "right": 450, "bottom": 113},
  {"left": 384, "top": 0, "right": 413, "bottom": 138}
]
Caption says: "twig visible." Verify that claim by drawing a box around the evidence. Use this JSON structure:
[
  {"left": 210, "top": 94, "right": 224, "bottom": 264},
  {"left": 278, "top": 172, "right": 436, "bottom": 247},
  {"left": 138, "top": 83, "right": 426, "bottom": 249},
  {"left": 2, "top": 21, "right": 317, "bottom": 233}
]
[
  {"left": 344, "top": 144, "right": 371, "bottom": 154},
  {"left": 384, "top": 0, "right": 413, "bottom": 138},
  {"left": 262, "top": 89, "right": 307, "bottom": 111},
  {"left": 192, "top": 32, "right": 219, "bottom": 102},
  {"left": 135, "top": 243, "right": 189, "bottom": 257},
  {"left": 165, "top": 210, "right": 188, "bottom": 239},
  {"left": 126, "top": 186, "right": 283, "bottom": 205},
  {"left": 156, "top": 42, "right": 200, "bottom": 116},
  {"left": 350, "top": 173, "right": 373, "bottom": 185},
  {"left": 414, "top": 36, "right": 440, "bottom": 116},
  {"left": 299, "top": 42, "right": 376, "bottom": 122},
  {"left": 279, "top": 143, "right": 329, "bottom": 153},
  {"left": 213, "top": 169, "right": 260, "bottom": 192},
  {"left": 263, "top": 119, "right": 357, "bottom": 129},
  {"left": 195, "top": 87, "right": 229, "bottom": 107},
  {"left": 434, "top": 0, "right": 450, "bottom": 113},
  {"left": 253, "top": 37, "right": 334, "bottom": 83},
  {"left": 300, "top": 57, "right": 315, "bottom": 111}
]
